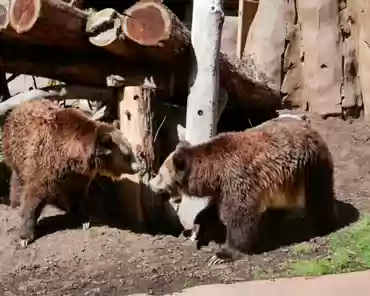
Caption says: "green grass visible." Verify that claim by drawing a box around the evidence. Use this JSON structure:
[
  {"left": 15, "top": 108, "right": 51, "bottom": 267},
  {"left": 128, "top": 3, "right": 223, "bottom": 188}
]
[
  {"left": 291, "top": 242, "right": 314, "bottom": 256},
  {"left": 286, "top": 215, "right": 370, "bottom": 277}
]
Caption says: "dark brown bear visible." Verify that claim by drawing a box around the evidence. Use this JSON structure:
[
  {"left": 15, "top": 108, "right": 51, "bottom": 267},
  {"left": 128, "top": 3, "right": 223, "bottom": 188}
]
[
  {"left": 2, "top": 99, "right": 143, "bottom": 248},
  {"left": 148, "top": 117, "right": 337, "bottom": 264}
]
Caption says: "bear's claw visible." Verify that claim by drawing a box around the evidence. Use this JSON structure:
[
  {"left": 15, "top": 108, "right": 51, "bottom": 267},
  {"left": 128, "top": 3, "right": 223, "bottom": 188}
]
[
  {"left": 19, "top": 238, "right": 31, "bottom": 249},
  {"left": 82, "top": 222, "right": 90, "bottom": 230},
  {"left": 208, "top": 255, "right": 230, "bottom": 265}
]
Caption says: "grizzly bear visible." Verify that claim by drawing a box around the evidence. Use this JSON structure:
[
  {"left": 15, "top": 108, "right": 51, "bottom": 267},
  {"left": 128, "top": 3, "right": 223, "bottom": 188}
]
[
  {"left": 2, "top": 99, "right": 143, "bottom": 248},
  {"left": 148, "top": 116, "right": 337, "bottom": 264}
]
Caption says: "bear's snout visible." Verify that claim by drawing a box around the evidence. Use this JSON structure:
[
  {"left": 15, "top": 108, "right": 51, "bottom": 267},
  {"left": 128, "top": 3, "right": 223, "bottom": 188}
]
[
  {"left": 148, "top": 175, "right": 165, "bottom": 194},
  {"left": 130, "top": 160, "right": 144, "bottom": 174}
]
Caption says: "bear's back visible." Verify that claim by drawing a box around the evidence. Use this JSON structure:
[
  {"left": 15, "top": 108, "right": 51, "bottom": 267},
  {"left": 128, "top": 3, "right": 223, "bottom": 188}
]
[{"left": 2, "top": 100, "right": 98, "bottom": 182}]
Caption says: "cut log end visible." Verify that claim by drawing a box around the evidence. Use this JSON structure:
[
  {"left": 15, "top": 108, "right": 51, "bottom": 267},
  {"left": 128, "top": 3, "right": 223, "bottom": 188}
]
[
  {"left": 9, "top": 0, "right": 41, "bottom": 33},
  {"left": 0, "top": 4, "right": 9, "bottom": 30},
  {"left": 122, "top": 2, "right": 171, "bottom": 46}
]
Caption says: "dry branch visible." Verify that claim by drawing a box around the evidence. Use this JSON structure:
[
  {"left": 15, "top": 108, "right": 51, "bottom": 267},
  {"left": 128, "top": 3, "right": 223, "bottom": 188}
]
[{"left": 0, "top": 84, "right": 116, "bottom": 116}]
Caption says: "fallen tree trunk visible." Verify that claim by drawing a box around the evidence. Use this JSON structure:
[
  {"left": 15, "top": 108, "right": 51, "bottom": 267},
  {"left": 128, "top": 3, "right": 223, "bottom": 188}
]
[{"left": 0, "top": 41, "right": 171, "bottom": 88}]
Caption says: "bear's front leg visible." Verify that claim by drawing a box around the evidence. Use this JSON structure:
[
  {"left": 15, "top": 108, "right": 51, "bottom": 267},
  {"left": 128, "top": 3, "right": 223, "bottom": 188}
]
[
  {"left": 19, "top": 187, "right": 46, "bottom": 248},
  {"left": 68, "top": 197, "right": 91, "bottom": 231},
  {"left": 209, "top": 199, "right": 260, "bottom": 265},
  {"left": 9, "top": 171, "right": 23, "bottom": 208}
]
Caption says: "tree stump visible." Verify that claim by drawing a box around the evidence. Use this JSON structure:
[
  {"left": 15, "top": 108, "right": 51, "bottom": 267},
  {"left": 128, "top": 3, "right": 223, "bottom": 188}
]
[{"left": 117, "top": 85, "right": 159, "bottom": 230}]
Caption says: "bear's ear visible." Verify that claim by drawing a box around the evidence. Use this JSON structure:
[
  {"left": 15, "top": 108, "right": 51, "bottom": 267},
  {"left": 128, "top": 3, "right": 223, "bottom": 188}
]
[
  {"left": 113, "top": 120, "right": 120, "bottom": 129},
  {"left": 95, "top": 132, "right": 113, "bottom": 156},
  {"left": 177, "top": 124, "right": 186, "bottom": 141},
  {"left": 173, "top": 150, "right": 187, "bottom": 171},
  {"left": 176, "top": 140, "right": 191, "bottom": 149}
]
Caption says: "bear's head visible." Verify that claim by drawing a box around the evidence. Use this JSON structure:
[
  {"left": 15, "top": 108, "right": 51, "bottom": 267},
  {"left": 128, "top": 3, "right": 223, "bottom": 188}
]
[
  {"left": 94, "top": 122, "right": 143, "bottom": 180},
  {"left": 149, "top": 140, "right": 191, "bottom": 195}
]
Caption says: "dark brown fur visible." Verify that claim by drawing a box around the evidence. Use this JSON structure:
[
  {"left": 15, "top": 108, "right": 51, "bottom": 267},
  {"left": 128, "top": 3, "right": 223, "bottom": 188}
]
[
  {"left": 2, "top": 99, "right": 140, "bottom": 246},
  {"left": 151, "top": 117, "right": 336, "bottom": 263}
]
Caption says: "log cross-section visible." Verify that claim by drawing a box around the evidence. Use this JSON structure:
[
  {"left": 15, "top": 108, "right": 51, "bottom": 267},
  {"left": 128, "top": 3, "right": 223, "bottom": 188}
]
[
  {"left": 121, "top": 1, "right": 191, "bottom": 63},
  {"left": 8, "top": 0, "right": 88, "bottom": 48}
]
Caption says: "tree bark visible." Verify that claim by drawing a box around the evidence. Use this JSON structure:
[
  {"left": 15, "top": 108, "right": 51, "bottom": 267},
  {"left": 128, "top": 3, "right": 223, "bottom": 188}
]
[
  {"left": 297, "top": 0, "right": 342, "bottom": 117},
  {"left": 243, "top": 0, "right": 288, "bottom": 92},
  {"left": 354, "top": 0, "right": 370, "bottom": 119}
]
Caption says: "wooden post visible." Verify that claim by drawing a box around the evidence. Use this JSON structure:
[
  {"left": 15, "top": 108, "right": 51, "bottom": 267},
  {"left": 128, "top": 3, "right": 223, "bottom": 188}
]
[
  {"left": 178, "top": 0, "right": 225, "bottom": 230},
  {"left": 117, "top": 85, "right": 159, "bottom": 230},
  {"left": 185, "top": 0, "right": 224, "bottom": 144}
]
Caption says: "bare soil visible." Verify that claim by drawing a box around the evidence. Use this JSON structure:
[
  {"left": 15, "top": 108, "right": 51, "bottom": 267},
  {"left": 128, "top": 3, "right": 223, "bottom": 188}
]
[{"left": 1, "top": 114, "right": 370, "bottom": 296}]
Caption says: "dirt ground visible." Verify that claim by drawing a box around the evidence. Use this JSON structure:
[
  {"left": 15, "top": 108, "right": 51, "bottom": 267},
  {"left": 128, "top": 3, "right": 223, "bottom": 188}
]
[{"left": 1, "top": 114, "right": 370, "bottom": 296}]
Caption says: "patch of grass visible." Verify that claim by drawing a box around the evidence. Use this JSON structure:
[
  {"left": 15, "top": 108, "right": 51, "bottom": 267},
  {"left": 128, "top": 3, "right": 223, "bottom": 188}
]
[
  {"left": 286, "top": 215, "right": 370, "bottom": 277},
  {"left": 291, "top": 242, "right": 314, "bottom": 256},
  {"left": 251, "top": 266, "right": 270, "bottom": 280}
]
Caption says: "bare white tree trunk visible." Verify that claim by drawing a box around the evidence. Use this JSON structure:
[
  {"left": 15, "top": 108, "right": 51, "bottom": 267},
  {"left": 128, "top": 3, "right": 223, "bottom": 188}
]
[{"left": 177, "top": 0, "right": 225, "bottom": 230}]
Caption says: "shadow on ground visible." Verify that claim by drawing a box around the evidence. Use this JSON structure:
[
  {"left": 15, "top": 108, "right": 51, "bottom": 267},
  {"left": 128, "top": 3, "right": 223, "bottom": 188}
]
[
  {"left": 193, "top": 199, "right": 360, "bottom": 254},
  {"left": 10, "top": 176, "right": 184, "bottom": 245}
]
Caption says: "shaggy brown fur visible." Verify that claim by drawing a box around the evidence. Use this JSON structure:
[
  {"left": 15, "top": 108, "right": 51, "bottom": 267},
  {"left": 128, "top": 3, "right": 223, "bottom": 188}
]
[
  {"left": 2, "top": 99, "right": 142, "bottom": 247},
  {"left": 149, "top": 117, "right": 337, "bottom": 264}
]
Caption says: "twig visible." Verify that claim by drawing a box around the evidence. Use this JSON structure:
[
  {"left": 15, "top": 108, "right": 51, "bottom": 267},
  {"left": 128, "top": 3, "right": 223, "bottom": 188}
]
[
  {"left": 5, "top": 73, "right": 20, "bottom": 83},
  {"left": 31, "top": 76, "right": 38, "bottom": 89},
  {"left": 153, "top": 115, "right": 167, "bottom": 143}
]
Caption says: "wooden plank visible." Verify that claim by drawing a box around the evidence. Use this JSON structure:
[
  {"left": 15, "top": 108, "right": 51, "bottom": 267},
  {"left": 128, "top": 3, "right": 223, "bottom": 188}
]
[{"left": 236, "top": 0, "right": 259, "bottom": 59}]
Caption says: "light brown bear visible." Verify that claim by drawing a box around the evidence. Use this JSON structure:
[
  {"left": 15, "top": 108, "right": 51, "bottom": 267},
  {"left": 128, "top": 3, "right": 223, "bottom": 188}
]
[
  {"left": 2, "top": 99, "right": 143, "bottom": 248},
  {"left": 149, "top": 117, "right": 337, "bottom": 264}
]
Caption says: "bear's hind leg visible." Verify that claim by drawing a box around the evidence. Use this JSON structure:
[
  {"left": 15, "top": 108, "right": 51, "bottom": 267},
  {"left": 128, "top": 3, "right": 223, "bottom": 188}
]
[
  {"left": 19, "top": 186, "right": 46, "bottom": 248},
  {"left": 305, "top": 162, "right": 337, "bottom": 236},
  {"left": 9, "top": 171, "right": 23, "bottom": 208},
  {"left": 210, "top": 200, "right": 260, "bottom": 265}
]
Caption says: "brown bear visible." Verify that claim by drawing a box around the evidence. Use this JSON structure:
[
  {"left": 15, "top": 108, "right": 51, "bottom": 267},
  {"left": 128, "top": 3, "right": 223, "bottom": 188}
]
[
  {"left": 2, "top": 99, "right": 143, "bottom": 248},
  {"left": 148, "top": 116, "right": 337, "bottom": 264}
]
